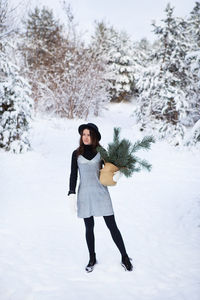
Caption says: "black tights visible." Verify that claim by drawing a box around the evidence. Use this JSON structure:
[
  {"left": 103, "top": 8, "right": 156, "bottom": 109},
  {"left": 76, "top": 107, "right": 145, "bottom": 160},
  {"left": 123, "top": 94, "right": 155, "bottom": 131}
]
[{"left": 83, "top": 215, "right": 127, "bottom": 257}]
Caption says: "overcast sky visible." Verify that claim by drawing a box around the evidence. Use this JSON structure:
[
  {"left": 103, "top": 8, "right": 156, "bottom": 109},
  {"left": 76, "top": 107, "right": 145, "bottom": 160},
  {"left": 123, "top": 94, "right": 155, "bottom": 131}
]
[{"left": 28, "top": 0, "right": 197, "bottom": 42}]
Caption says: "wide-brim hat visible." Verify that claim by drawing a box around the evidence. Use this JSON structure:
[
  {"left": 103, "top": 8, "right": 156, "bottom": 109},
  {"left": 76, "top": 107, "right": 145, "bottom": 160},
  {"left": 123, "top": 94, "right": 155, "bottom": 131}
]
[{"left": 78, "top": 123, "right": 101, "bottom": 141}]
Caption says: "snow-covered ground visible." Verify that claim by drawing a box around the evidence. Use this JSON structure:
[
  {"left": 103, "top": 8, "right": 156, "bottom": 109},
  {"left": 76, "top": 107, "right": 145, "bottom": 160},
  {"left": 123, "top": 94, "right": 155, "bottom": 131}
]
[{"left": 0, "top": 103, "right": 200, "bottom": 300}]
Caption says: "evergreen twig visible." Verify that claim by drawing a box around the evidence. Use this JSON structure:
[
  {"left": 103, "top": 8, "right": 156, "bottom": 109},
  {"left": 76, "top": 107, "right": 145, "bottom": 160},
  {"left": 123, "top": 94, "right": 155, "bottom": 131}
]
[{"left": 97, "top": 127, "right": 155, "bottom": 178}]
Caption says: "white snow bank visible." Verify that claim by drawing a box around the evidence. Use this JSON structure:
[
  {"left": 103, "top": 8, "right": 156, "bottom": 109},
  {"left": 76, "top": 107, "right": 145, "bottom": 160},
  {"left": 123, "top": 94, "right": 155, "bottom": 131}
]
[{"left": 0, "top": 103, "right": 200, "bottom": 300}]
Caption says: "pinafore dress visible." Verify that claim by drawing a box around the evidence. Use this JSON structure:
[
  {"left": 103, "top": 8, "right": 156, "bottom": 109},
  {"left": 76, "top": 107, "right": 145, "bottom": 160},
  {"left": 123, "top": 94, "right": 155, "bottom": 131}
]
[{"left": 77, "top": 152, "right": 114, "bottom": 218}]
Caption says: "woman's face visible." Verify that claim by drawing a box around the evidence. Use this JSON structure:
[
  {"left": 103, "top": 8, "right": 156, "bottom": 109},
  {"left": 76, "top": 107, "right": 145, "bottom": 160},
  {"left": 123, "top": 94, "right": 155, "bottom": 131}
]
[{"left": 82, "top": 129, "right": 92, "bottom": 145}]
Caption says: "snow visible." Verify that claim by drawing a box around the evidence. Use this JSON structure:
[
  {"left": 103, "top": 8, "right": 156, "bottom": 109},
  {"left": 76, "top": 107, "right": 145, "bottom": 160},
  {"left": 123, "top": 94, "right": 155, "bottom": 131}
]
[{"left": 0, "top": 103, "right": 200, "bottom": 300}]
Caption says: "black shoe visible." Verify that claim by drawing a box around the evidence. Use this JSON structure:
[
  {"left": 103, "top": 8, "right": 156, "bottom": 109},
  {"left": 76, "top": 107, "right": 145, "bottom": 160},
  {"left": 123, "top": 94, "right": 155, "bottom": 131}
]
[
  {"left": 121, "top": 255, "right": 133, "bottom": 271},
  {"left": 85, "top": 253, "right": 97, "bottom": 273}
]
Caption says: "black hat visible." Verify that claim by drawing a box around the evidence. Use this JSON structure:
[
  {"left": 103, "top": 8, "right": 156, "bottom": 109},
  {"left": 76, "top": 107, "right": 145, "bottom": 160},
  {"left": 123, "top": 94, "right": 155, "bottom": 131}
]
[{"left": 78, "top": 123, "right": 101, "bottom": 141}]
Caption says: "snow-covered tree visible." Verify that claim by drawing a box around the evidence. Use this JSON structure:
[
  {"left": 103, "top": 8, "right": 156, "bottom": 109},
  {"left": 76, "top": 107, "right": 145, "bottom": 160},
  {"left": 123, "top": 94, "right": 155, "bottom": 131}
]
[
  {"left": 21, "top": 6, "right": 65, "bottom": 109},
  {"left": 184, "top": 2, "right": 200, "bottom": 125},
  {"left": 91, "top": 21, "right": 135, "bottom": 102},
  {"left": 130, "top": 38, "right": 153, "bottom": 95},
  {"left": 37, "top": 45, "right": 110, "bottom": 119},
  {"left": 21, "top": 5, "right": 110, "bottom": 119},
  {"left": 187, "top": 1, "right": 200, "bottom": 49},
  {"left": 185, "top": 50, "right": 200, "bottom": 124},
  {"left": 25, "top": 6, "right": 63, "bottom": 53},
  {"left": 136, "top": 3, "right": 194, "bottom": 145},
  {"left": 0, "top": 0, "right": 24, "bottom": 43},
  {"left": 132, "top": 38, "right": 153, "bottom": 68},
  {"left": 0, "top": 49, "right": 33, "bottom": 153},
  {"left": 184, "top": 117, "right": 200, "bottom": 146}
]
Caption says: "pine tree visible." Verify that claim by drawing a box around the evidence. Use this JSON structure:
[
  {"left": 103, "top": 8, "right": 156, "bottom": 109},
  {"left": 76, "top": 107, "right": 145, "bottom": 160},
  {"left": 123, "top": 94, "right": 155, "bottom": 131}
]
[
  {"left": 21, "top": 6, "right": 65, "bottom": 110},
  {"left": 131, "top": 38, "right": 153, "bottom": 96},
  {"left": 185, "top": 2, "right": 200, "bottom": 125},
  {"left": 136, "top": 3, "right": 193, "bottom": 145},
  {"left": 25, "top": 6, "right": 63, "bottom": 57},
  {"left": 0, "top": 49, "right": 33, "bottom": 153},
  {"left": 91, "top": 21, "right": 135, "bottom": 102},
  {"left": 187, "top": 1, "right": 200, "bottom": 49}
]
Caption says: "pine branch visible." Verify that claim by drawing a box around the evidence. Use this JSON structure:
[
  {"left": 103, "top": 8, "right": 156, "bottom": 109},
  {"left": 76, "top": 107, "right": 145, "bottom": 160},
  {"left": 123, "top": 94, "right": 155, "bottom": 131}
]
[
  {"left": 96, "top": 146, "right": 109, "bottom": 162},
  {"left": 113, "top": 127, "right": 120, "bottom": 144},
  {"left": 133, "top": 156, "right": 152, "bottom": 171},
  {"left": 131, "top": 135, "right": 155, "bottom": 153},
  {"left": 96, "top": 127, "right": 155, "bottom": 178}
]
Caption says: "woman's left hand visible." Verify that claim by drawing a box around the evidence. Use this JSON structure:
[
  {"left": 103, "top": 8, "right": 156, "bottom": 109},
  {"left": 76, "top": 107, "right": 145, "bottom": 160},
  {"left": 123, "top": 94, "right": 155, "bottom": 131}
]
[{"left": 68, "top": 193, "right": 77, "bottom": 214}]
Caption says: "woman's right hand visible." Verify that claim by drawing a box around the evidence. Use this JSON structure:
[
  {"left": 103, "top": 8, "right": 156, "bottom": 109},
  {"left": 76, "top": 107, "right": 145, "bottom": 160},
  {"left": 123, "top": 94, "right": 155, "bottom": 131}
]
[
  {"left": 68, "top": 193, "right": 77, "bottom": 214},
  {"left": 113, "top": 170, "right": 122, "bottom": 182}
]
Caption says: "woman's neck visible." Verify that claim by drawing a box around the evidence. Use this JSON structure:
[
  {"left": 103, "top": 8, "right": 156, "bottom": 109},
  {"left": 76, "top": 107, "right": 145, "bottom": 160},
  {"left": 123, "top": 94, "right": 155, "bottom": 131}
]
[{"left": 82, "top": 144, "right": 97, "bottom": 160}]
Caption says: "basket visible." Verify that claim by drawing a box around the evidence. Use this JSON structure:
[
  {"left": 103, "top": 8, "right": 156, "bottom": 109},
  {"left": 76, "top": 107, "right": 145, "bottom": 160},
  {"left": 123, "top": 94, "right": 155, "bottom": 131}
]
[{"left": 99, "top": 162, "right": 119, "bottom": 186}]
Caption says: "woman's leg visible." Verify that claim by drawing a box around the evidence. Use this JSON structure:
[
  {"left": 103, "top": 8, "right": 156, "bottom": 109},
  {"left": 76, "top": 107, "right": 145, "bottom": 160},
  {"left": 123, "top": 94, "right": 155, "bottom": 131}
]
[
  {"left": 83, "top": 216, "right": 97, "bottom": 272},
  {"left": 103, "top": 215, "right": 133, "bottom": 271},
  {"left": 83, "top": 216, "right": 95, "bottom": 255},
  {"left": 103, "top": 215, "right": 127, "bottom": 256}
]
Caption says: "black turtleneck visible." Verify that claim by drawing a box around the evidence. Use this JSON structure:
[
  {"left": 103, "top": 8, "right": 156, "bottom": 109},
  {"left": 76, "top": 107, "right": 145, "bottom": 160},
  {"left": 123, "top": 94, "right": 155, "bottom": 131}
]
[
  {"left": 68, "top": 145, "right": 98, "bottom": 195},
  {"left": 82, "top": 145, "right": 97, "bottom": 160}
]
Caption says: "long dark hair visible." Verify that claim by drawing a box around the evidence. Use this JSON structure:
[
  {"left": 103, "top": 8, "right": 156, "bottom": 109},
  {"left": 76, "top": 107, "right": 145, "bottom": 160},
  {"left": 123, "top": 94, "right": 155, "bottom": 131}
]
[{"left": 76, "top": 128, "right": 101, "bottom": 157}]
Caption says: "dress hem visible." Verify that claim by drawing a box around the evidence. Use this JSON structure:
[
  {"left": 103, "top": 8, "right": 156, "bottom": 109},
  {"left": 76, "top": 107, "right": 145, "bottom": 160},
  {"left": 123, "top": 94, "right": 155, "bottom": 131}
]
[{"left": 78, "top": 212, "right": 114, "bottom": 219}]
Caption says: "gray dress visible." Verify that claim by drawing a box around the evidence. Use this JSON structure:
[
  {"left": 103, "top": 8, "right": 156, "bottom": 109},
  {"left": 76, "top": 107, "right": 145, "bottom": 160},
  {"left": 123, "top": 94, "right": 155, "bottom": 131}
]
[{"left": 77, "top": 152, "right": 114, "bottom": 218}]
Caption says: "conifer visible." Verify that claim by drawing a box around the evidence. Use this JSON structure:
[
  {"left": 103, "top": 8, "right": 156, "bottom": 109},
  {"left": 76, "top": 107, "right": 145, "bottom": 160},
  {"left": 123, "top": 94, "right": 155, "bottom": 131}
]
[{"left": 0, "top": 50, "right": 33, "bottom": 153}]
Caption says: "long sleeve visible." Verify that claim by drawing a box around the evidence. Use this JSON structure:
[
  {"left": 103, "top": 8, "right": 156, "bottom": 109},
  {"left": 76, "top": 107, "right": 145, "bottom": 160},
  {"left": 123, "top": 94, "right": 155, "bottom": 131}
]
[{"left": 68, "top": 150, "right": 78, "bottom": 195}]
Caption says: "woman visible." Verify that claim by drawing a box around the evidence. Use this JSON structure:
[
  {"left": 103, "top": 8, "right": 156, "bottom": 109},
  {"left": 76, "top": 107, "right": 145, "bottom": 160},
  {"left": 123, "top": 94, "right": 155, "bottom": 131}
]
[{"left": 68, "top": 123, "right": 133, "bottom": 272}]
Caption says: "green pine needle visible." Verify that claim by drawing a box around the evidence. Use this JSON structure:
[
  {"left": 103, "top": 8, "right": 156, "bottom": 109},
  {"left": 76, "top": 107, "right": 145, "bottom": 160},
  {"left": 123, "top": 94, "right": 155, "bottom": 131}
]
[{"left": 97, "top": 127, "right": 155, "bottom": 178}]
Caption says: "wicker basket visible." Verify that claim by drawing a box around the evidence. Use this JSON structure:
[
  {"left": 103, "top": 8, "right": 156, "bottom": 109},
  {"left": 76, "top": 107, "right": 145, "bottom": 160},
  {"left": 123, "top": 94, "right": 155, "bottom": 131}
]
[{"left": 99, "top": 162, "right": 119, "bottom": 186}]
